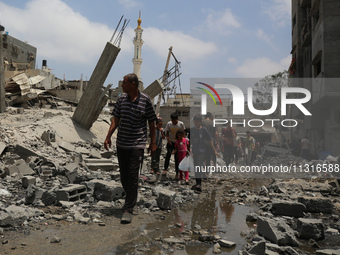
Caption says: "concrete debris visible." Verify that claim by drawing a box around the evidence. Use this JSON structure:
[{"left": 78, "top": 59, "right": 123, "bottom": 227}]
[
  {"left": 156, "top": 189, "right": 176, "bottom": 210},
  {"left": 298, "top": 196, "right": 334, "bottom": 213},
  {"left": 1, "top": 107, "right": 340, "bottom": 254},
  {"left": 86, "top": 179, "right": 125, "bottom": 201},
  {"left": 271, "top": 200, "right": 306, "bottom": 217},
  {"left": 217, "top": 239, "right": 236, "bottom": 248},
  {"left": 297, "top": 218, "right": 325, "bottom": 240},
  {"left": 257, "top": 216, "right": 298, "bottom": 246}
]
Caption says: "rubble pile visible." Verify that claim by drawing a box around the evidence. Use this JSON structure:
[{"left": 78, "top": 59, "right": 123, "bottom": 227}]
[
  {"left": 1, "top": 107, "right": 340, "bottom": 254},
  {"left": 116, "top": 178, "right": 340, "bottom": 254},
  {"left": 230, "top": 178, "right": 340, "bottom": 254},
  {"left": 0, "top": 107, "right": 198, "bottom": 233}
]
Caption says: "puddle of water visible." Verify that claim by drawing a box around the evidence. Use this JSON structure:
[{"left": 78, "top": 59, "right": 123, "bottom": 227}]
[{"left": 108, "top": 190, "right": 257, "bottom": 255}]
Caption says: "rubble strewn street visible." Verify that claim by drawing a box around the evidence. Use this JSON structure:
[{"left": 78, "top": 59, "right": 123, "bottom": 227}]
[{"left": 1, "top": 106, "right": 340, "bottom": 254}]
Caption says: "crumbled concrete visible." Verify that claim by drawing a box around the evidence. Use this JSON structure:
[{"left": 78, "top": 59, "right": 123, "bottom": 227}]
[
  {"left": 271, "top": 199, "right": 306, "bottom": 217},
  {"left": 257, "top": 216, "right": 298, "bottom": 246},
  {"left": 156, "top": 189, "right": 176, "bottom": 210},
  {"left": 297, "top": 218, "right": 325, "bottom": 240},
  {"left": 298, "top": 196, "right": 334, "bottom": 213}
]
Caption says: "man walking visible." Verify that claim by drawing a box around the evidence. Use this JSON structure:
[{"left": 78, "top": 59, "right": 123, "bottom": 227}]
[{"left": 104, "top": 73, "right": 157, "bottom": 224}]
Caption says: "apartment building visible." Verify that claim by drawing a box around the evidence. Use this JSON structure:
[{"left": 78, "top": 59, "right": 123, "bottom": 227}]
[{"left": 290, "top": 0, "right": 340, "bottom": 155}]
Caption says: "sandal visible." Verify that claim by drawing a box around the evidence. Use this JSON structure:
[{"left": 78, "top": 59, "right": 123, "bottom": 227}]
[
  {"left": 162, "top": 170, "right": 167, "bottom": 175},
  {"left": 150, "top": 170, "right": 154, "bottom": 174}
]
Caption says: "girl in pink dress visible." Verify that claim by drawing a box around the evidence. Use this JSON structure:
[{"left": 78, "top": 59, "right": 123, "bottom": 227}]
[{"left": 174, "top": 130, "right": 190, "bottom": 184}]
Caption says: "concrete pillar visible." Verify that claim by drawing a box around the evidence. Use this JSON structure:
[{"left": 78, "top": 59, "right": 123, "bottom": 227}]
[
  {"left": 0, "top": 27, "right": 5, "bottom": 113},
  {"left": 72, "top": 42, "right": 120, "bottom": 130}
]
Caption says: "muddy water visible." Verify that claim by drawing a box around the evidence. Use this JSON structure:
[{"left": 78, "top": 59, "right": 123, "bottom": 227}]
[{"left": 108, "top": 190, "right": 257, "bottom": 255}]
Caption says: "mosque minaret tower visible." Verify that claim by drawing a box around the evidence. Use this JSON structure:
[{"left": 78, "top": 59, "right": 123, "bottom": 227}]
[{"left": 132, "top": 12, "right": 143, "bottom": 81}]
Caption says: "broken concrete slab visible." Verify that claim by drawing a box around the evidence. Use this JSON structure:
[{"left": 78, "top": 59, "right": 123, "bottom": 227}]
[
  {"left": 257, "top": 216, "right": 298, "bottom": 246},
  {"left": 271, "top": 200, "right": 306, "bottom": 217},
  {"left": 247, "top": 241, "right": 266, "bottom": 254},
  {"left": 84, "top": 158, "right": 116, "bottom": 171},
  {"left": 218, "top": 239, "right": 236, "bottom": 248},
  {"left": 16, "top": 159, "right": 35, "bottom": 176},
  {"left": 64, "top": 162, "right": 79, "bottom": 172},
  {"left": 297, "top": 218, "right": 324, "bottom": 240},
  {"left": 0, "top": 211, "right": 26, "bottom": 227},
  {"left": 156, "top": 189, "right": 176, "bottom": 210},
  {"left": 4, "top": 159, "right": 35, "bottom": 178},
  {"left": 86, "top": 179, "right": 125, "bottom": 202},
  {"left": 0, "top": 205, "right": 44, "bottom": 227},
  {"left": 88, "top": 149, "right": 101, "bottom": 159},
  {"left": 75, "top": 146, "right": 90, "bottom": 155},
  {"left": 298, "top": 196, "right": 334, "bottom": 214},
  {"left": 58, "top": 140, "right": 75, "bottom": 153},
  {"left": 14, "top": 144, "right": 42, "bottom": 160}
]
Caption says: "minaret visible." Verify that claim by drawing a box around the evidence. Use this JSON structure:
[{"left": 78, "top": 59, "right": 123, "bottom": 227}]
[{"left": 132, "top": 12, "right": 143, "bottom": 81}]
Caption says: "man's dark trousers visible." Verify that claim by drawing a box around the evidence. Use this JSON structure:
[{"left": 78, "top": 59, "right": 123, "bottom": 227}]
[
  {"left": 117, "top": 148, "right": 144, "bottom": 213},
  {"left": 164, "top": 141, "right": 178, "bottom": 173}
]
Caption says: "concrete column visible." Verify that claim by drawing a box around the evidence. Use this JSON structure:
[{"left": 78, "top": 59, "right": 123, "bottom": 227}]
[{"left": 72, "top": 42, "right": 120, "bottom": 130}]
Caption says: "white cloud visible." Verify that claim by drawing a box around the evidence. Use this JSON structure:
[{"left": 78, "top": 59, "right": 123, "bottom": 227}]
[
  {"left": 236, "top": 55, "right": 291, "bottom": 78},
  {"left": 256, "top": 29, "right": 279, "bottom": 52},
  {"left": 263, "top": 0, "right": 291, "bottom": 27},
  {"left": 0, "top": 0, "right": 132, "bottom": 64},
  {"left": 117, "top": 0, "right": 139, "bottom": 9},
  {"left": 143, "top": 27, "right": 218, "bottom": 62},
  {"left": 203, "top": 8, "right": 241, "bottom": 35},
  {"left": 228, "top": 57, "right": 238, "bottom": 64}
]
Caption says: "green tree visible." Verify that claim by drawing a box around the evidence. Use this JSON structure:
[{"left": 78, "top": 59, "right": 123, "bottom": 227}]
[{"left": 253, "top": 70, "right": 289, "bottom": 105}]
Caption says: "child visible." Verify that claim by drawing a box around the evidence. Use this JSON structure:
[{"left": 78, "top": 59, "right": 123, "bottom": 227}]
[
  {"left": 173, "top": 129, "right": 190, "bottom": 184},
  {"left": 151, "top": 118, "right": 165, "bottom": 174}
]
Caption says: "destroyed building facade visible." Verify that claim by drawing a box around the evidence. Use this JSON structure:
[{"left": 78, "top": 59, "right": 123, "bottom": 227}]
[
  {"left": 2, "top": 33, "right": 36, "bottom": 72},
  {"left": 290, "top": 0, "right": 340, "bottom": 156}
]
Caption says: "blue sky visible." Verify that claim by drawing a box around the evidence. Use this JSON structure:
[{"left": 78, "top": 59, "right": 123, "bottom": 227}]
[{"left": 0, "top": 0, "right": 292, "bottom": 92}]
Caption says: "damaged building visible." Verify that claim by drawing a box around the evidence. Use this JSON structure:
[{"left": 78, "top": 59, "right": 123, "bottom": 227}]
[{"left": 290, "top": 0, "right": 340, "bottom": 156}]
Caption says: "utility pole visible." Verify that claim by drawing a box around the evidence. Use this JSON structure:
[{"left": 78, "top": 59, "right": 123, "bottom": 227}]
[
  {"left": 155, "top": 46, "right": 172, "bottom": 115},
  {"left": 0, "top": 25, "right": 5, "bottom": 113}
]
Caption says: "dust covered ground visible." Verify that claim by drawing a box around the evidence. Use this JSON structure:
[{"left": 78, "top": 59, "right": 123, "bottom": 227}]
[{"left": 1, "top": 107, "right": 340, "bottom": 255}]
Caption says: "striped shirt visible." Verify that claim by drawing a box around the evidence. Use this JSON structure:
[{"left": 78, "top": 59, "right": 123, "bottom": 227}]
[{"left": 112, "top": 91, "right": 157, "bottom": 149}]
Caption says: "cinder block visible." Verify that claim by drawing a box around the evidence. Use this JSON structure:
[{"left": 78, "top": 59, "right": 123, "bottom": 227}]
[{"left": 56, "top": 184, "right": 87, "bottom": 202}]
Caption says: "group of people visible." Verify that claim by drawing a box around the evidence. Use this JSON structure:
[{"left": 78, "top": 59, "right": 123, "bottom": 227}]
[
  {"left": 103, "top": 73, "right": 261, "bottom": 224},
  {"left": 218, "top": 123, "right": 260, "bottom": 166},
  {"left": 151, "top": 112, "right": 217, "bottom": 190},
  {"left": 103, "top": 73, "right": 216, "bottom": 224}
]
